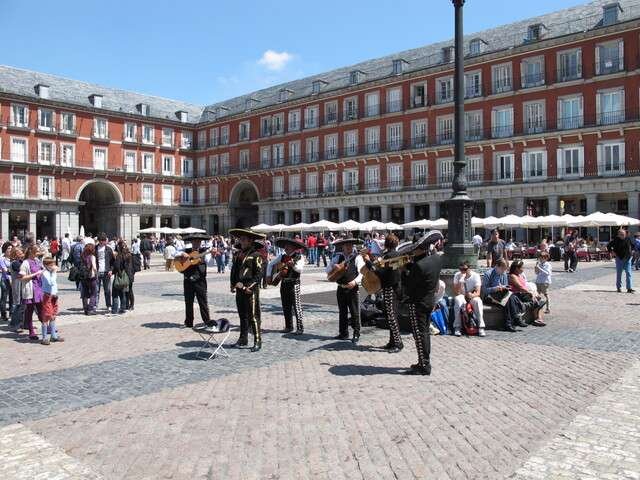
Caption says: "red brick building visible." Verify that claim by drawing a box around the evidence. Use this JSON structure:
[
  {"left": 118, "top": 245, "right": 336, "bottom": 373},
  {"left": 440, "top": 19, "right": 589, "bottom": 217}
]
[{"left": 1, "top": 0, "right": 639, "bottom": 240}]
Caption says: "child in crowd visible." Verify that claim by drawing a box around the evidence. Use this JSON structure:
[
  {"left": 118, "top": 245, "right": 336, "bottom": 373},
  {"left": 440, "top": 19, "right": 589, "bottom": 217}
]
[
  {"left": 40, "top": 256, "right": 64, "bottom": 345},
  {"left": 535, "top": 251, "right": 552, "bottom": 314}
]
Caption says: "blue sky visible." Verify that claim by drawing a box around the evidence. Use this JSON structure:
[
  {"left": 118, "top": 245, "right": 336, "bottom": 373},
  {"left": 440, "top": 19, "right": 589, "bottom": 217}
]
[{"left": 1, "top": 0, "right": 587, "bottom": 105}]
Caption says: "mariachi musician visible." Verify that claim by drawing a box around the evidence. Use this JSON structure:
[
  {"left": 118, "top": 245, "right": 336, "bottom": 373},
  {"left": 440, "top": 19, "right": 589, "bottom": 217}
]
[
  {"left": 361, "top": 233, "right": 403, "bottom": 353},
  {"left": 398, "top": 230, "right": 444, "bottom": 376},
  {"left": 229, "top": 228, "right": 265, "bottom": 352},
  {"left": 174, "top": 233, "right": 217, "bottom": 330},
  {"left": 326, "top": 237, "right": 365, "bottom": 344},
  {"left": 266, "top": 237, "right": 306, "bottom": 334}
]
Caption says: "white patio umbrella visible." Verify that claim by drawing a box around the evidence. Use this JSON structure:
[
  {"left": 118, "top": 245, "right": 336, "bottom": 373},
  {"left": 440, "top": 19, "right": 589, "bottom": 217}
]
[
  {"left": 359, "top": 220, "right": 387, "bottom": 232},
  {"left": 560, "top": 214, "right": 584, "bottom": 227},
  {"left": 608, "top": 213, "right": 640, "bottom": 226},
  {"left": 179, "top": 227, "right": 207, "bottom": 234},
  {"left": 159, "top": 227, "right": 176, "bottom": 235},
  {"left": 431, "top": 218, "right": 449, "bottom": 230},
  {"left": 251, "top": 223, "right": 273, "bottom": 233},
  {"left": 283, "top": 222, "right": 309, "bottom": 232},
  {"left": 536, "top": 215, "right": 567, "bottom": 228},
  {"left": 269, "top": 224, "right": 287, "bottom": 232},
  {"left": 482, "top": 216, "right": 501, "bottom": 229},
  {"left": 573, "top": 212, "right": 622, "bottom": 228},
  {"left": 308, "top": 219, "right": 340, "bottom": 231},
  {"left": 384, "top": 222, "right": 403, "bottom": 230},
  {"left": 138, "top": 227, "right": 158, "bottom": 234},
  {"left": 337, "top": 219, "right": 362, "bottom": 232},
  {"left": 402, "top": 219, "right": 432, "bottom": 229}
]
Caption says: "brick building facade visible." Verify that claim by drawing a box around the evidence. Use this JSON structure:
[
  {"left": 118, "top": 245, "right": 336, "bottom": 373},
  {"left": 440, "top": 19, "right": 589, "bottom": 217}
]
[{"left": 1, "top": 0, "right": 640, "bottom": 240}]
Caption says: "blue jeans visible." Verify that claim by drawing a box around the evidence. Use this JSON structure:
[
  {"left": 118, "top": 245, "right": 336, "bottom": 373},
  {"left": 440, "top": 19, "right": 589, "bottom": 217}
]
[
  {"left": 615, "top": 257, "right": 633, "bottom": 290},
  {"left": 97, "top": 272, "right": 112, "bottom": 309},
  {"left": 308, "top": 247, "right": 317, "bottom": 264}
]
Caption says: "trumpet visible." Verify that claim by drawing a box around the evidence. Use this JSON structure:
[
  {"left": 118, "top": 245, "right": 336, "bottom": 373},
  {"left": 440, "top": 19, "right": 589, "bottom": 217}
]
[{"left": 371, "top": 254, "right": 415, "bottom": 270}]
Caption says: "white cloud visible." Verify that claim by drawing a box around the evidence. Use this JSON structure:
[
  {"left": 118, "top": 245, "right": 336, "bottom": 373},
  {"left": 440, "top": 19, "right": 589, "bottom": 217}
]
[{"left": 257, "top": 50, "right": 293, "bottom": 71}]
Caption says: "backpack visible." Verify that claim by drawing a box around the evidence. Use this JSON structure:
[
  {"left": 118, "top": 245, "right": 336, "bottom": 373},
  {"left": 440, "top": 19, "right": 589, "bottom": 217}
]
[
  {"left": 73, "top": 260, "right": 91, "bottom": 282},
  {"left": 460, "top": 302, "right": 479, "bottom": 336},
  {"left": 71, "top": 243, "right": 83, "bottom": 266}
]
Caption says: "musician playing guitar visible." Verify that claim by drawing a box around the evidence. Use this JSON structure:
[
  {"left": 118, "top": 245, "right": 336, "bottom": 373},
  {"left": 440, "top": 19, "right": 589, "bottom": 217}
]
[
  {"left": 361, "top": 234, "right": 404, "bottom": 353},
  {"left": 173, "top": 233, "right": 217, "bottom": 330},
  {"left": 326, "top": 237, "right": 365, "bottom": 344},
  {"left": 266, "top": 238, "right": 306, "bottom": 334}
]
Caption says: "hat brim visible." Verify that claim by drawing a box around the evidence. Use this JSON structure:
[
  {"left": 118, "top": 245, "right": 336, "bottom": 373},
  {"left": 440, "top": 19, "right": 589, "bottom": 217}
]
[
  {"left": 229, "top": 229, "right": 266, "bottom": 241},
  {"left": 275, "top": 237, "right": 307, "bottom": 250},
  {"left": 182, "top": 233, "right": 210, "bottom": 241},
  {"left": 332, "top": 238, "right": 364, "bottom": 248}
]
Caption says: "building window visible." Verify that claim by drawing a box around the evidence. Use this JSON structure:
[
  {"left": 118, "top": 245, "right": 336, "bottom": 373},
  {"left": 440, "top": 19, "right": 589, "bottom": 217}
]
[
  {"left": 273, "top": 144, "right": 284, "bottom": 166},
  {"left": 289, "top": 141, "right": 301, "bottom": 164},
  {"left": 11, "top": 175, "right": 27, "bottom": 199},
  {"left": 596, "top": 40, "right": 624, "bottom": 76},
  {"left": 521, "top": 57, "right": 545, "bottom": 88},
  {"left": 464, "top": 71, "right": 482, "bottom": 98},
  {"left": 210, "top": 155, "right": 219, "bottom": 175},
  {"left": 278, "top": 89, "right": 290, "bottom": 102},
  {"left": 603, "top": 4, "right": 620, "bottom": 25},
  {"left": 343, "top": 169, "right": 358, "bottom": 192},
  {"left": 312, "top": 81, "right": 322, "bottom": 95},
  {"left": 411, "top": 120, "right": 427, "bottom": 148},
  {"left": 304, "top": 106, "right": 318, "bottom": 128},
  {"left": 289, "top": 174, "right": 301, "bottom": 196},
  {"left": 288, "top": 110, "right": 300, "bottom": 131},
  {"left": 124, "top": 151, "right": 136, "bottom": 172},
  {"left": 387, "top": 163, "right": 403, "bottom": 190},
  {"left": 39, "top": 177, "right": 54, "bottom": 200},
  {"left": 38, "top": 108, "right": 54, "bottom": 131},
  {"left": 364, "top": 92, "right": 379, "bottom": 117},
  {"left": 142, "top": 153, "right": 154, "bottom": 173},
  {"left": 11, "top": 104, "right": 28, "bottom": 127},
  {"left": 524, "top": 101, "right": 545, "bottom": 134},
  {"left": 198, "top": 186, "right": 206, "bottom": 204},
  {"left": 260, "top": 147, "right": 270, "bottom": 168},
  {"left": 142, "top": 185, "right": 154, "bottom": 204},
  {"left": 197, "top": 130, "right": 206, "bottom": 149},
  {"left": 124, "top": 123, "right": 136, "bottom": 142},
  {"left": 210, "top": 184, "right": 219, "bottom": 203},
  {"left": 492, "top": 63, "right": 512, "bottom": 94},
  {"left": 261, "top": 116, "right": 272, "bottom": 137},
  {"left": 437, "top": 77, "right": 453, "bottom": 104},
  {"left": 523, "top": 151, "right": 547, "bottom": 181},
  {"left": 386, "top": 88, "right": 402, "bottom": 113},
  {"left": 492, "top": 106, "right": 514, "bottom": 138},
  {"left": 344, "top": 131, "right": 358, "bottom": 156},
  {"left": 220, "top": 126, "right": 229, "bottom": 145},
  {"left": 438, "top": 159, "right": 454, "bottom": 185},
  {"left": 392, "top": 59, "right": 404, "bottom": 75},
  {"left": 323, "top": 171, "right": 337, "bottom": 193},
  {"left": 162, "top": 128, "right": 173, "bottom": 147},
  {"left": 527, "top": 24, "right": 543, "bottom": 41},
  {"left": 469, "top": 39, "right": 483, "bottom": 55},
  {"left": 162, "top": 186, "right": 173, "bottom": 206},
  {"left": 364, "top": 166, "right": 380, "bottom": 191},
  {"left": 495, "top": 153, "right": 514, "bottom": 182},
  {"left": 273, "top": 113, "right": 284, "bottom": 134},
  {"left": 343, "top": 97, "right": 358, "bottom": 121},
  {"left": 306, "top": 172, "right": 318, "bottom": 196},
  {"left": 209, "top": 128, "right": 218, "bottom": 147},
  {"left": 557, "top": 146, "right": 583, "bottom": 178},
  {"left": 93, "top": 117, "right": 108, "bottom": 139},
  {"left": 442, "top": 46, "right": 455, "bottom": 63},
  {"left": 365, "top": 127, "right": 380, "bottom": 153},
  {"left": 273, "top": 176, "right": 284, "bottom": 196},
  {"left": 181, "top": 157, "right": 193, "bottom": 177},
  {"left": 220, "top": 153, "right": 229, "bottom": 173},
  {"left": 557, "top": 49, "right": 582, "bottom": 82},
  {"left": 61, "top": 144, "right": 74, "bottom": 167},
  {"left": 181, "top": 131, "right": 193, "bottom": 148},
  {"left": 558, "top": 96, "right": 583, "bottom": 130},
  {"left": 412, "top": 161, "right": 428, "bottom": 187},
  {"left": 239, "top": 121, "right": 250, "bottom": 141},
  {"left": 93, "top": 147, "right": 107, "bottom": 170},
  {"left": 598, "top": 142, "right": 625, "bottom": 176},
  {"left": 11, "top": 138, "right": 27, "bottom": 163},
  {"left": 60, "top": 112, "right": 75, "bottom": 134},
  {"left": 181, "top": 187, "right": 192, "bottom": 204},
  {"left": 239, "top": 149, "right": 250, "bottom": 170},
  {"left": 325, "top": 134, "right": 338, "bottom": 159},
  {"left": 197, "top": 157, "right": 207, "bottom": 177},
  {"left": 411, "top": 83, "right": 426, "bottom": 108},
  {"left": 162, "top": 155, "right": 174, "bottom": 175},
  {"left": 437, "top": 116, "right": 454, "bottom": 144},
  {"left": 387, "top": 123, "right": 402, "bottom": 151},
  {"left": 142, "top": 125, "right": 154, "bottom": 144},
  {"left": 38, "top": 141, "right": 54, "bottom": 165},
  {"left": 324, "top": 101, "right": 338, "bottom": 124},
  {"left": 464, "top": 111, "right": 482, "bottom": 141},
  {"left": 597, "top": 89, "right": 624, "bottom": 125},
  {"left": 467, "top": 156, "right": 483, "bottom": 183}
]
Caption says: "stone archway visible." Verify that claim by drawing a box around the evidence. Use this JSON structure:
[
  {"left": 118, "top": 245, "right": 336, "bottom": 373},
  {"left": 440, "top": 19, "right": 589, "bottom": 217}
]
[
  {"left": 77, "top": 180, "right": 122, "bottom": 237},
  {"left": 229, "top": 180, "right": 259, "bottom": 229}
]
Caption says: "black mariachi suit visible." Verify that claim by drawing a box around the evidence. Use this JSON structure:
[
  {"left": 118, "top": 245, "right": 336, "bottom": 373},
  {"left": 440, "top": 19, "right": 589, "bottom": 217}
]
[
  {"left": 367, "top": 249, "right": 403, "bottom": 349},
  {"left": 230, "top": 247, "right": 263, "bottom": 346},
  {"left": 333, "top": 252, "right": 362, "bottom": 339},
  {"left": 271, "top": 253, "right": 304, "bottom": 333},
  {"left": 402, "top": 252, "right": 442, "bottom": 371},
  {"left": 181, "top": 247, "right": 211, "bottom": 327}
]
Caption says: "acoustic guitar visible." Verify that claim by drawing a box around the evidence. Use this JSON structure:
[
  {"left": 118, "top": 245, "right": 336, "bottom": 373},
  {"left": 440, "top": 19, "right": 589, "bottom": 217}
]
[
  {"left": 327, "top": 248, "right": 369, "bottom": 283},
  {"left": 174, "top": 250, "right": 211, "bottom": 273},
  {"left": 269, "top": 255, "right": 291, "bottom": 286}
]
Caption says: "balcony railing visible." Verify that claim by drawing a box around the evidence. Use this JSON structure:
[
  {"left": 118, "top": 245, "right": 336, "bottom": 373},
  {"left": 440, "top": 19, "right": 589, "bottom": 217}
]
[
  {"left": 521, "top": 71, "right": 545, "bottom": 88},
  {"left": 342, "top": 110, "right": 358, "bottom": 122},
  {"left": 556, "top": 64, "right": 582, "bottom": 82},
  {"left": 411, "top": 136, "right": 428, "bottom": 149},
  {"left": 386, "top": 100, "right": 403, "bottom": 113},
  {"left": 492, "top": 125, "right": 514, "bottom": 138},
  {"left": 596, "top": 56, "right": 623, "bottom": 76},
  {"left": 324, "top": 112, "right": 338, "bottom": 124},
  {"left": 91, "top": 131, "right": 110, "bottom": 142},
  {"left": 464, "top": 86, "right": 482, "bottom": 99},
  {"left": 557, "top": 115, "right": 583, "bottom": 130},
  {"left": 492, "top": 80, "right": 513, "bottom": 94},
  {"left": 597, "top": 109, "right": 625, "bottom": 125},
  {"left": 411, "top": 96, "right": 426, "bottom": 108},
  {"left": 436, "top": 132, "right": 454, "bottom": 145},
  {"left": 288, "top": 121, "right": 300, "bottom": 131},
  {"left": 364, "top": 104, "right": 379, "bottom": 117}
]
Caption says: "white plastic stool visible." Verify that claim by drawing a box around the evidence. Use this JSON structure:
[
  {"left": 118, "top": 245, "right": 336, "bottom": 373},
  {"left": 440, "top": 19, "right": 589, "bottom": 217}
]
[{"left": 193, "top": 318, "right": 231, "bottom": 360}]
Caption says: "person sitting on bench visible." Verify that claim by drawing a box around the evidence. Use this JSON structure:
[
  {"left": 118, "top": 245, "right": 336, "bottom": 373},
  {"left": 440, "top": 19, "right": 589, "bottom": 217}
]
[{"left": 481, "top": 258, "right": 526, "bottom": 332}]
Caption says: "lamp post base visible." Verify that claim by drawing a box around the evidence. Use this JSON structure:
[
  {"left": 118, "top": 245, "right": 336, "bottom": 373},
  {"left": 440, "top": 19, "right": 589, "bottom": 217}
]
[{"left": 442, "top": 195, "right": 477, "bottom": 269}]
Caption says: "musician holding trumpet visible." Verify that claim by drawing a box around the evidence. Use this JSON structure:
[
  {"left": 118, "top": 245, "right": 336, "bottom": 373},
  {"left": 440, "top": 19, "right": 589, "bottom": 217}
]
[
  {"left": 266, "top": 238, "right": 306, "bottom": 335},
  {"left": 326, "top": 238, "right": 365, "bottom": 344}
]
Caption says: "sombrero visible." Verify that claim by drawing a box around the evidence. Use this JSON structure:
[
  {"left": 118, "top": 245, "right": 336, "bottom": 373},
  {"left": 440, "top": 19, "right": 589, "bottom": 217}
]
[
  {"left": 397, "top": 230, "right": 444, "bottom": 255},
  {"left": 332, "top": 237, "right": 364, "bottom": 248},
  {"left": 228, "top": 228, "right": 266, "bottom": 241},
  {"left": 182, "top": 233, "right": 210, "bottom": 242},
  {"left": 275, "top": 237, "right": 307, "bottom": 251}
]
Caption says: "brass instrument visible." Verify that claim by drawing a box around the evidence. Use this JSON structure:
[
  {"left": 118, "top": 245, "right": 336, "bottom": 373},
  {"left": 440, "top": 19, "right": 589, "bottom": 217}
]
[{"left": 360, "top": 253, "right": 415, "bottom": 295}]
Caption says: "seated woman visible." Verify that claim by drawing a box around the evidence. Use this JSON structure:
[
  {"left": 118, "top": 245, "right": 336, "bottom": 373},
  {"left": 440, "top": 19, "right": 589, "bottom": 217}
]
[{"left": 508, "top": 260, "right": 546, "bottom": 327}]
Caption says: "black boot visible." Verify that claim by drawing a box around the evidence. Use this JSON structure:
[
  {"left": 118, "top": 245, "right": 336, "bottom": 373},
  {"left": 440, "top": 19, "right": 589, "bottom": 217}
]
[
  {"left": 404, "top": 364, "right": 431, "bottom": 375},
  {"left": 235, "top": 337, "right": 248, "bottom": 347},
  {"left": 506, "top": 325, "right": 518, "bottom": 332},
  {"left": 351, "top": 333, "right": 360, "bottom": 344},
  {"left": 251, "top": 339, "right": 262, "bottom": 352},
  {"left": 388, "top": 344, "right": 404, "bottom": 353}
]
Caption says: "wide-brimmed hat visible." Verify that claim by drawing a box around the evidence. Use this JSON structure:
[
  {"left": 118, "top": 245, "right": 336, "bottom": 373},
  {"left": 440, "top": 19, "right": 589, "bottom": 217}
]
[
  {"left": 397, "top": 230, "right": 444, "bottom": 255},
  {"left": 332, "top": 237, "right": 364, "bottom": 248},
  {"left": 275, "top": 237, "right": 307, "bottom": 251},
  {"left": 229, "top": 228, "right": 266, "bottom": 241},
  {"left": 182, "top": 233, "right": 210, "bottom": 242}
]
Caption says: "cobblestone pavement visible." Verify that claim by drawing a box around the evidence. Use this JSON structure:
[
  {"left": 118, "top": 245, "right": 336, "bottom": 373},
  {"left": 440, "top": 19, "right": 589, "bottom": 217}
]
[{"left": 0, "top": 256, "right": 638, "bottom": 479}]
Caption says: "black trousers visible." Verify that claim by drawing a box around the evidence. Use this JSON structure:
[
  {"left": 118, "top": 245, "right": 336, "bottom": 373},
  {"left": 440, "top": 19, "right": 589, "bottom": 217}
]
[
  {"left": 382, "top": 287, "right": 403, "bottom": 347},
  {"left": 564, "top": 251, "right": 578, "bottom": 271},
  {"left": 183, "top": 278, "right": 210, "bottom": 326},
  {"left": 236, "top": 288, "right": 261, "bottom": 343},
  {"left": 407, "top": 303, "right": 430, "bottom": 368},
  {"left": 336, "top": 286, "right": 361, "bottom": 337},
  {"left": 143, "top": 251, "right": 151, "bottom": 269},
  {"left": 281, "top": 281, "right": 303, "bottom": 331},
  {"left": 126, "top": 279, "right": 134, "bottom": 310}
]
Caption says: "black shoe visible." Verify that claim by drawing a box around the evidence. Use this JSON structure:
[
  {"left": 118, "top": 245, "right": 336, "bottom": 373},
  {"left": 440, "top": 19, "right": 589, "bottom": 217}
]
[
  {"left": 294, "top": 329, "right": 304, "bottom": 335},
  {"left": 234, "top": 338, "right": 248, "bottom": 347},
  {"left": 281, "top": 327, "right": 294, "bottom": 333},
  {"left": 404, "top": 364, "right": 431, "bottom": 376},
  {"left": 334, "top": 334, "right": 349, "bottom": 340},
  {"left": 388, "top": 345, "right": 404, "bottom": 353},
  {"left": 617, "top": 288, "right": 622, "bottom": 293},
  {"left": 515, "top": 319, "right": 528, "bottom": 328},
  {"left": 351, "top": 335, "right": 360, "bottom": 344},
  {"left": 381, "top": 342, "right": 394, "bottom": 350},
  {"left": 506, "top": 325, "right": 518, "bottom": 332},
  {"left": 628, "top": 289, "right": 636, "bottom": 294},
  {"left": 184, "top": 322, "right": 193, "bottom": 328},
  {"left": 251, "top": 341, "right": 262, "bottom": 352}
]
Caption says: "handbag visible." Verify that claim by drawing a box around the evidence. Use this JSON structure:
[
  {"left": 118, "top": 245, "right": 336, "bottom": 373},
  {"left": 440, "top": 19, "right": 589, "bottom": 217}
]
[{"left": 113, "top": 270, "right": 130, "bottom": 291}]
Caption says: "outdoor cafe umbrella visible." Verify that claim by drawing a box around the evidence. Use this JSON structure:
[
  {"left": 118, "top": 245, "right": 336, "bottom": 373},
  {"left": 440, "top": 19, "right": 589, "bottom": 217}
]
[
  {"left": 337, "top": 219, "right": 362, "bottom": 232},
  {"left": 430, "top": 218, "right": 449, "bottom": 230},
  {"left": 358, "top": 220, "right": 387, "bottom": 232},
  {"left": 482, "top": 216, "right": 501, "bottom": 229},
  {"left": 179, "top": 227, "right": 207, "bottom": 234},
  {"left": 384, "top": 222, "right": 403, "bottom": 230},
  {"left": 402, "top": 219, "right": 432, "bottom": 229},
  {"left": 308, "top": 219, "right": 340, "bottom": 232},
  {"left": 283, "top": 222, "right": 309, "bottom": 232},
  {"left": 251, "top": 223, "right": 274, "bottom": 233}
]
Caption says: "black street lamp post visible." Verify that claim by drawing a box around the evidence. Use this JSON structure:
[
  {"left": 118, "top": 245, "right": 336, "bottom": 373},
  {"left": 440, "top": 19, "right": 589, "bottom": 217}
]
[{"left": 443, "top": 0, "right": 477, "bottom": 268}]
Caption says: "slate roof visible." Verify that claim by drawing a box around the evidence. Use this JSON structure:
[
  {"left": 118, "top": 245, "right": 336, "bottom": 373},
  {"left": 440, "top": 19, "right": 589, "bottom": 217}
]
[{"left": 0, "top": 0, "right": 638, "bottom": 125}]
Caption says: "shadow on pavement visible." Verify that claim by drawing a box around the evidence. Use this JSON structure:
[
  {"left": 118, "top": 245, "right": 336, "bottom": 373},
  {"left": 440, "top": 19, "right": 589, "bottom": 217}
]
[
  {"left": 325, "top": 364, "right": 407, "bottom": 376},
  {"left": 141, "top": 321, "right": 183, "bottom": 329}
]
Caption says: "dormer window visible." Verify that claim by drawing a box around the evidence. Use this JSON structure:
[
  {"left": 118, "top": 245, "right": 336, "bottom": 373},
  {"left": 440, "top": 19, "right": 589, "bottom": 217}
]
[
  {"left": 603, "top": 3, "right": 621, "bottom": 25},
  {"left": 392, "top": 59, "right": 407, "bottom": 75},
  {"left": 527, "top": 23, "right": 546, "bottom": 41},
  {"left": 469, "top": 38, "right": 487, "bottom": 56},
  {"left": 215, "top": 106, "right": 229, "bottom": 118},
  {"left": 176, "top": 110, "right": 188, "bottom": 123},
  {"left": 442, "top": 46, "right": 455, "bottom": 63},
  {"left": 312, "top": 81, "right": 322, "bottom": 95},
  {"left": 278, "top": 89, "right": 292, "bottom": 102},
  {"left": 245, "top": 97, "right": 259, "bottom": 111},
  {"left": 89, "top": 94, "right": 103, "bottom": 108},
  {"left": 349, "top": 70, "right": 365, "bottom": 85},
  {"left": 137, "top": 103, "right": 150, "bottom": 116},
  {"left": 35, "top": 84, "right": 49, "bottom": 99}
]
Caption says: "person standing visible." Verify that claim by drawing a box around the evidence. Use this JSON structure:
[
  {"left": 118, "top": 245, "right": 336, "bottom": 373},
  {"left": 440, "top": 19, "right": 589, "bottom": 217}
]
[
  {"left": 306, "top": 233, "right": 317, "bottom": 266},
  {"left": 229, "top": 229, "right": 265, "bottom": 351},
  {"left": 95, "top": 234, "right": 114, "bottom": 312},
  {"left": 326, "top": 238, "right": 365, "bottom": 344},
  {"left": 111, "top": 242, "right": 132, "bottom": 314},
  {"left": 163, "top": 240, "right": 176, "bottom": 271},
  {"left": 60, "top": 233, "right": 72, "bottom": 272},
  {"left": 535, "top": 252, "right": 552, "bottom": 314},
  {"left": 19, "top": 245, "right": 45, "bottom": 340},
  {"left": 361, "top": 234, "right": 403, "bottom": 352},
  {"left": 452, "top": 261, "right": 486, "bottom": 337},
  {"left": 40, "top": 256, "right": 63, "bottom": 344},
  {"left": 316, "top": 234, "right": 328, "bottom": 267},
  {"left": 607, "top": 228, "right": 635, "bottom": 293},
  {"left": 8, "top": 247, "right": 24, "bottom": 332},
  {"left": 266, "top": 238, "right": 306, "bottom": 334},
  {"left": 486, "top": 230, "right": 507, "bottom": 267},
  {"left": 80, "top": 244, "right": 98, "bottom": 315},
  {"left": 399, "top": 231, "right": 444, "bottom": 375},
  {"left": 563, "top": 229, "right": 578, "bottom": 273},
  {"left": 140, "top": 235, "right": 153, "bottom": 270},
  {"left": 0, "top": 243, "right": 12, "bottom": 322}
]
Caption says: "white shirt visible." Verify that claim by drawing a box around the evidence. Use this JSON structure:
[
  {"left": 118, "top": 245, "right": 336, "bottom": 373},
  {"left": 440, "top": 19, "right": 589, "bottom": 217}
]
[
  {"left": 326, "top": 251, "right": 365, "bottom": 285},
  {"left": 453, "top": 271, "right": 482, "bottom": 294},
  {"left": 472, "top": 234, "right": 483, "bottom": 247},
  {"left": 266, "top": 253, "right": 304, "bottom": 277},
  {"left": 97, "top": 245, "right": 106, "bottom": 273},
  {"left": 61, "top": 237, "right": 72, "bottom": 252},
  {"left": 164, "top": 245, "right": 176, "bottom": 260}
]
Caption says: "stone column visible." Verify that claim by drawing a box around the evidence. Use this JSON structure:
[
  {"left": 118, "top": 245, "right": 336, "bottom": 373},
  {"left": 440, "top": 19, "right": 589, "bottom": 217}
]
[
  {"left": 284, "top": 210, "right": 294, "bottom": 225},
  {"left": 380, "top": 205, "right": 391, "bottom": 222},
  {"left": 55, "top": 211, "right": 62, "bottom": 239},
  {"left": 154, "top": 214, "right": 161, "bottom": 229},
  {"left": 584, "top": 193, "right": 599, "bottom": 239},
  {"left": 403, "top": 203, "right": 414, "bottom": 224},
  {"left": 338, "top": 207, "right": 348, "bottom": 222},
  {"left": 484, "top": 198, "right": 496, "bottom": 218},
  {"left": 29, "top": 210, "right": 37, "bottom": 238},
  {"left": 547, "top": 195, "right": 559, "bottom": 216},
  {"left": 628, "top": 192, "right": 639, "bottom": 233},
  {"left": 358, "top": 205, "right": 367, "bottom": 222},
  {"left": 173, "top": 214, "right": 180, "bottom": 229},
  {"left": 69, "top": 211, "right": 79, "bottom": 238},
  {"left": 429, "top": 201, "right": 439, "bottom": 220},
  {"left": 318, "top": 207, "right": 327, "bottom": 221},
  {"left": 119, "top": 214, "right": 126, "bottom": 238},
  {"left": 130, "top": 213, "right": 140, "bottom": 240},
  {"left": 513, "top": 197, "right": 525, "bottom": 242},
  {"left": 1, "top": 209, "right": 9, "bottom": 240}
]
